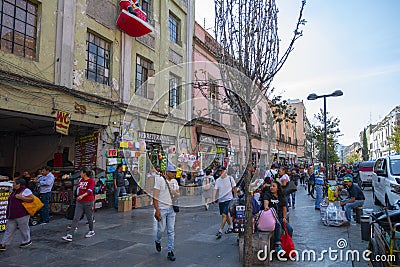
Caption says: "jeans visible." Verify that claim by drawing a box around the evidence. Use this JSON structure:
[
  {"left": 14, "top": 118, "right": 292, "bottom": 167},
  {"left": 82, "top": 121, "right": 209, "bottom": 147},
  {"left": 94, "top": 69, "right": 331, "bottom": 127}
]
[
  {"left": 315, "top": 185, "right": 323, "bottom": 208},
  {"left": 114, "top": 186, "right": 127, "bottom": 208},
  {"left": 39, "top": 192, "right": 51, "bottom": 223},
  {"left": 155, "top": 206, "right": 176, "bottom": 252},
  {"left": 1, "top": 215, "right": 30, "bottom": 245},
  {"left": 67, "top": 202, "right": 95, "bottom": 235},
  {"left": 274, "top": 218, "right": 293, "bottom": 246},
  {"left": 344, "top": 200, "right": 364, "bottom": 222}
]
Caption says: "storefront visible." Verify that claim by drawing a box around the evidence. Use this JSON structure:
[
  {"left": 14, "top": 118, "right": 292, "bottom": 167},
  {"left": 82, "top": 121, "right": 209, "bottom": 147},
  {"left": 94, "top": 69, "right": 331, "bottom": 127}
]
[{"left": 198, "top": 134, "right": 229, "bottom": 170}]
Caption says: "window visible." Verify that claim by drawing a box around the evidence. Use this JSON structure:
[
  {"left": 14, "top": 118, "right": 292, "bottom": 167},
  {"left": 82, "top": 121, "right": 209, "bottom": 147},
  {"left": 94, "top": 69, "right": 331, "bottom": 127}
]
[
  {"left": 135, "top": 55, "right": 153, "bottom": 98},
  {"left": 139, "top": 0, "right": 153, "bottom": 25},
  {"left": 85, "top": 32, "right": 111, "bottom": 85},
  {"left": 169, "top": 74, "right": 180, "bottom": 109},
  {"left": 168, "top": 12, "right": 179, "bottom": 43},
  {"left": 0, "top": 0, "right": 38, "bottom": 59}
]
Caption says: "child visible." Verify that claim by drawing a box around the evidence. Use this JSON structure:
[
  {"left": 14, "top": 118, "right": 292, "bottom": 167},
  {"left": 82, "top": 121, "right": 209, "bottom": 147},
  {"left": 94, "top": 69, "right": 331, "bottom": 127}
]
[{"left": 251, "top": 192, "right": 262, "bottom": 233}]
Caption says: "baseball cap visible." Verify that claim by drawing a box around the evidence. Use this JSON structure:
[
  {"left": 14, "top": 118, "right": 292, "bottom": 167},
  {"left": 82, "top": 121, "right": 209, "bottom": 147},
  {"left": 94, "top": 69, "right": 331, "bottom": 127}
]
[
  {"left": 343, "top": 176, "right": 353, "bottom": 182},
  {"left": 218, "top": 166, "right": 226, "bottom": 171},
  {"left": 166, "top": 164, "right": 177, "bottom": 172}
]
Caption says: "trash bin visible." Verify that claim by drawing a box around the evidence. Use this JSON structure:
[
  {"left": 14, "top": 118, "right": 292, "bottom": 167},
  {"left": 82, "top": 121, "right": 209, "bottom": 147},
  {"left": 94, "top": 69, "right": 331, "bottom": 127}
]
[{"left": 360, "top": 215, "right": 370, "bottom": 241}]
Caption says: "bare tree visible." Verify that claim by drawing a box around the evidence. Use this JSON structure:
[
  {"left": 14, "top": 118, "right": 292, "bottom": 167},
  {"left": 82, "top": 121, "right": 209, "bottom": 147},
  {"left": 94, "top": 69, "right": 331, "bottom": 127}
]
[{"left": 211, "top": 0, "right": 306, "bottom": 265}]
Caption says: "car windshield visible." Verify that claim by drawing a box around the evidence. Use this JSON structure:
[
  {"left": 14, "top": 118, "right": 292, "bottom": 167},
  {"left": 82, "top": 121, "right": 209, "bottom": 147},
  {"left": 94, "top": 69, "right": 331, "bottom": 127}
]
[
  {"left": 360, "top": 161, "right": 374, "bottom": 168},
  {"left": 390, "top": 159, "right": 400, "bottom": 176}
]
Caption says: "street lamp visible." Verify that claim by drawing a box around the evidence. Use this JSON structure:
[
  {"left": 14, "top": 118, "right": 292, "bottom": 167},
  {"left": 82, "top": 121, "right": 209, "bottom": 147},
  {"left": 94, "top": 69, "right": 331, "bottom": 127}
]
[{"left": 307, "top": 90, "right": 343, "bottom": 176}]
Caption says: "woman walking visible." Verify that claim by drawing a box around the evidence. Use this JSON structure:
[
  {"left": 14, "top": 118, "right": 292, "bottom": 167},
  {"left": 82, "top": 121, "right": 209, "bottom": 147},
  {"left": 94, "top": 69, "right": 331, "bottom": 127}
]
[
  {"left": 62, "top": 167, "right": 95, "bottom": 242},
  {"left": 0, "top": 178, "right": 34, "bottom": 251},
  {"left": 263, "top": 180, "right": 293, "bottom": 252}
]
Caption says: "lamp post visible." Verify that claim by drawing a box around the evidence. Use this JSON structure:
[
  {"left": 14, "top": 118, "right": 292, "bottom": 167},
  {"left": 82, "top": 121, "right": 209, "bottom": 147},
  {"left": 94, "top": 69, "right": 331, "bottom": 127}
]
[{"left": 307, "top": 90, "right": 343, "bottom": 177}]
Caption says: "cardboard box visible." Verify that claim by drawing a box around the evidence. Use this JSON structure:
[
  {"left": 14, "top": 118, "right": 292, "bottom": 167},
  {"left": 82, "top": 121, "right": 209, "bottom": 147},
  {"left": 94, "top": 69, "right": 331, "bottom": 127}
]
[{"left": 118, "top": 199, "right": 132, "bottom": 212}]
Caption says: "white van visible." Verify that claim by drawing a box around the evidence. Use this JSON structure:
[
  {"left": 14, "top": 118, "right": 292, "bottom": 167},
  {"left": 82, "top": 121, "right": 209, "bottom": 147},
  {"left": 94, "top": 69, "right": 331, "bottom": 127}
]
[{"left": 372, "top": 155, "right": 400, "bottom": 207}]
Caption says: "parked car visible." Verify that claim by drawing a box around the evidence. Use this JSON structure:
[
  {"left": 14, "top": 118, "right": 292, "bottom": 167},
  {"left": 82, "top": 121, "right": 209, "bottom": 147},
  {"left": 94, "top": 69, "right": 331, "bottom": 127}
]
[
  {"left": 372, "top": 155, "right": 400, "bottom": 207},
  {"left": 358, "top": 160, "right": 375, "bottom": 189}
]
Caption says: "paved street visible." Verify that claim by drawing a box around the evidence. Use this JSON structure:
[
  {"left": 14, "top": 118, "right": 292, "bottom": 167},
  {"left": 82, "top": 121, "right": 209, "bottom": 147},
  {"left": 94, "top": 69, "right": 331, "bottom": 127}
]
[{"left": 0, "top": 186, "right": 377, "bottom": 267}]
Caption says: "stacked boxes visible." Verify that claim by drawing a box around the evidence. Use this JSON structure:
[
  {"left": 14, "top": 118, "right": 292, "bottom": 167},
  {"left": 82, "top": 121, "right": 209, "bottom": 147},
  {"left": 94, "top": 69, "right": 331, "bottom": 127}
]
[
  {"left": 118, "top": 197, "right": 132, "bottom": 212},
  {"left": 135, "top": 194, "right": 153, "bottom": 208}
]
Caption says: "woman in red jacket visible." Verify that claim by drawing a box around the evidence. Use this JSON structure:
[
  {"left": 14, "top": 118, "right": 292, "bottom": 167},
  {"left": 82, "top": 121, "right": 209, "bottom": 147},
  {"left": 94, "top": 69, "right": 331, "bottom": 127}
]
[{"left": 62, "top": 167, "right": 95, "bottom": 242}]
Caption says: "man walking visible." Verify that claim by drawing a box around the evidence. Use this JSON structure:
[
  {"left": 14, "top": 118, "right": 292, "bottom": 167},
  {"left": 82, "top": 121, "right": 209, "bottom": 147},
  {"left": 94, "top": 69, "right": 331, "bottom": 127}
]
[
  {"left": 153, "top": 164, "right": 180, "bottom": 261},
  {"left": 35, "top": 166, "right": 54, "bottom": 224},
  {"left": 213, "top": 166, "right": 236, "bottom": 239}
]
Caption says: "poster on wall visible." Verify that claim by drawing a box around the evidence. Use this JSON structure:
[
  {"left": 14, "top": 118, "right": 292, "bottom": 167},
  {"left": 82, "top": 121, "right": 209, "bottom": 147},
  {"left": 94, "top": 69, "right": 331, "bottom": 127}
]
[{"left": 74, "top": 133, "right": 99, "bottom": 170}]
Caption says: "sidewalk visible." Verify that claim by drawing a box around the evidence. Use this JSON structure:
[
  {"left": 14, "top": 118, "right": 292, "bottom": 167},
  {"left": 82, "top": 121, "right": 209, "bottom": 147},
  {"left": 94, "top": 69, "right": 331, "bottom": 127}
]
[{"left": 0, "top": 186, "right": 373, "bottom": 266}]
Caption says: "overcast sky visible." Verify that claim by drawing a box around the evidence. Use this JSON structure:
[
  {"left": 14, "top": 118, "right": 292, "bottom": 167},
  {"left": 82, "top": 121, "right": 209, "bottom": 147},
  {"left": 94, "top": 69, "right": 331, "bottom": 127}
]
[{"left": 195, "top": 0, "right": 400, "bottom": 146}]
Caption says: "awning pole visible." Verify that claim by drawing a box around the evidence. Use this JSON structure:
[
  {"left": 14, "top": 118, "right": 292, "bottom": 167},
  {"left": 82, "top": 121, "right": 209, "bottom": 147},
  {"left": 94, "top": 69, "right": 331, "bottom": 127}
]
[{"left": 12, "top": 135, "right": 19, "bottom": 179}]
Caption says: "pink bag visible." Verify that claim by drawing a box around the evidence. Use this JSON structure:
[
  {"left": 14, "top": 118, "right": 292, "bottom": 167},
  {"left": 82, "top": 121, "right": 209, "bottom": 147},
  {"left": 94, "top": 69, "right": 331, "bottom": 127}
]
[{"left": 256, "top": 209, "right": 277, "bottom": 232}]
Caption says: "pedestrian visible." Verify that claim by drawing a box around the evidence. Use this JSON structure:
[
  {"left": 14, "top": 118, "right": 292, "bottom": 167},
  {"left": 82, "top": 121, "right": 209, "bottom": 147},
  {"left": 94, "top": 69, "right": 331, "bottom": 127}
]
[
  {"left": 314, "top": 166, "right": 326, "bottom": 210},
  {"left": 0, "top": 178, "right": 34, "bottom": 251},
  {"left": 202, "top": 169, "right": 214, "bottom": 210},
  {"left": 62, "top": 166, "right": 95, "bottom": 242},
  {"left": 263, "top": 180, "right": 293, "bottom": 252},
  {"left": 128, "top": 166, "right": 140, "bottom": 194},
  {"left": 180, "top": 172, "right": 186, "bottom": 186},
  {"left": 113, "top": 164, "right": 126, "bottom": 209},
  {"left": 289, "top": 169, "right": 299, "bottom": 209},
  {"left": 34, "top": 166, "right": 54, "bottom": 224},
  {"left": 307, "top": 167, "right": 315, "bottom": 195},
  {"left": 212, "top": 166, "right": 236, "bottom": 239},
  {"left": 175, "top": 164, "right": 183, "bottom": 186},
  {"left": 153, "top": 164, "right": 180, "bottom": 261},
  {"left": 340, "top": 176, "right": 365, "bottom": 225},
  {"left": 278, "top": 166, "right": 290, "bottom": 208}
]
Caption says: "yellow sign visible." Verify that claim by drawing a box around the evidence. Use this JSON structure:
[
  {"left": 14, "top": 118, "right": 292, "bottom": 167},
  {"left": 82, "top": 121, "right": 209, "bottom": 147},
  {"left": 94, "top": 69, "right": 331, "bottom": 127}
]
[{"left": 55, "top": 110, "right": 71, "bottom": 135}]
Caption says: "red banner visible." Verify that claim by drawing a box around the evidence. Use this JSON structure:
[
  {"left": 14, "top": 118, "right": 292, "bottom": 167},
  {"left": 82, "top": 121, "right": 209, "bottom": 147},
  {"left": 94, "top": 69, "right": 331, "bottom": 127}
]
[{"left": 55, "top": 110, "right": 71, "bottom": 135}]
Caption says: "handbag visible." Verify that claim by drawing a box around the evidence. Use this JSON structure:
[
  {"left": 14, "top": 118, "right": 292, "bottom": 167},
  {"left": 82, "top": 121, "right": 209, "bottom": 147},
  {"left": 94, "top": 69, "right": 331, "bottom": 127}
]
[
  {"left": 65, "top": 203, "right": 76, "bottom": 220},
  {"left": 280, "top": 222, "right": 296, "bottom": 258},
  {"left": 163, "top": 177, "right": 179, "bottom": 212},
  {"left": 282, "top": 180, "right": 297, "bottom": 196},
  {"left": 22, "top": 195, "right": 44, "bottom": 216},
  {"left": 256, "top": 208, "right": 277, "bottom": 232}
]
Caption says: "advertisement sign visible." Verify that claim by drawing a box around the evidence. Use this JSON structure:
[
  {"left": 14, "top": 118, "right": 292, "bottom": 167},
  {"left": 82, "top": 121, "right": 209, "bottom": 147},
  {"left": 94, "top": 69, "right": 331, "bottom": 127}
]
[
  {"left": 0, "top": 186, "right": 11, "bottom": 232},
  {"left": 55, "top": 110, "right": 71, "bottom": 135}
]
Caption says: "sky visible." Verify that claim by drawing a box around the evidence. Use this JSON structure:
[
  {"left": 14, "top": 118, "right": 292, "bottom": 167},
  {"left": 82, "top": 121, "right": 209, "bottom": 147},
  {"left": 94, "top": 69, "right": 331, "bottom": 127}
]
[{"left": 195, "top": 0, "right": 400, "bottom": 146}]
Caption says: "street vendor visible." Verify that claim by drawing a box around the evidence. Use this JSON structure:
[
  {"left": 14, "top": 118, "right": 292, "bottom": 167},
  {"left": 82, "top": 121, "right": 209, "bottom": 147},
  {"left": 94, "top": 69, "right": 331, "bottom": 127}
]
[{"left": 340, "top": 176, "right": 365, "bottom": 224}]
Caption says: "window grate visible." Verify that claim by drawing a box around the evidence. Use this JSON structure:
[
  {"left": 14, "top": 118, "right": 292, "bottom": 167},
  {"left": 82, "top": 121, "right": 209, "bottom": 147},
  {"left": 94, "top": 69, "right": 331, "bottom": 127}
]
[
  {"left": 0, "top": 0, "right": 37, "bottom": 59},
  {"left": 85, "top": 32, "right": 111, "bottom": 85}
]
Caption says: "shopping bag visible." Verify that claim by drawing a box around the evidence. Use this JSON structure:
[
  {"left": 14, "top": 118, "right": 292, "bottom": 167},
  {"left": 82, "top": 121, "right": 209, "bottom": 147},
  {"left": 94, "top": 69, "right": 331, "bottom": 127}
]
[
  {"left": 65, "top": 203, "right": 76, "bottom": 220},
  {"left": 172, "top": 198, "right": 179, "bottom": 212},
  {"left": 22, "top": 195, "right": 44, "bottom": 216},
  {"left": 280, "top": 222, "right": 296, "bottom": 258},
  {"left": 256, "top": 208, "right": 276, "bottom": 232},
  {"left": 282, "top": 180, "right": 297, "bottom": 196}
]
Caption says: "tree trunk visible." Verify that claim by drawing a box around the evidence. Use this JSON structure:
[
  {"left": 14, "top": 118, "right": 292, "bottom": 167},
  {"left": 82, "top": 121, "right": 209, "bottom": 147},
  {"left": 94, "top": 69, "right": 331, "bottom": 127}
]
[{"left": 243, "top": 117, "right": 254, "bottom": 266}]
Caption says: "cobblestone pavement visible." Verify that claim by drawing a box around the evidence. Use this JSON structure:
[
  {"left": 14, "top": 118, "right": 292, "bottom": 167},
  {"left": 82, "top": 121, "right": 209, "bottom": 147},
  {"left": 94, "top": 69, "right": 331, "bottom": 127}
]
[{"left": 0, "top": 185, "right": 378, "bottom": 266}]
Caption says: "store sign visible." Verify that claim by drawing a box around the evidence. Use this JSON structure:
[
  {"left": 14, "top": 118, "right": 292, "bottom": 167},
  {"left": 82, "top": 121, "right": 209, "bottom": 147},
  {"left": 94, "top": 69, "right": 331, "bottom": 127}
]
[
  {"left": 74, "top": 133, "right": 98, "bottom": 170},
  {"left": 55, "top": 110, "right": 71, "bottom": 135},
  {"left": 199, "top": 135, "right": 229, "bottom": 146},
  {"left": 138, "top": 131, "right": 176, "bottom": 145}
]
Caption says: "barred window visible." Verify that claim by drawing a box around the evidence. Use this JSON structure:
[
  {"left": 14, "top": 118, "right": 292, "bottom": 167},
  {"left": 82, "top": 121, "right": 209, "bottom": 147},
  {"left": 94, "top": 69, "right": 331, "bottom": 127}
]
[
  {"left": 169, "top": 74, "right": 180, "bottom": 109},
  {"left": 85, "top": 32, "right": 111, "bottom": 85},
  {"left": 135, "top": 55, "right": 153, "bottom": 98},
  {"left": 168, "top": 13, "right": 179, "bottom": 44},
  {"left": 0, "top": 0, "right": 38, "bottom": 59},
  {"left": 139, "top": 0, "right": 153, "bottom": 25}
]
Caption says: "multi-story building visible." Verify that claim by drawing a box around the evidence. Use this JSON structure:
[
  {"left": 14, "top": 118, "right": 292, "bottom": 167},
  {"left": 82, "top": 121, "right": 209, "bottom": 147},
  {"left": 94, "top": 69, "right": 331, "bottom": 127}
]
[
  {"left": 0, "top": 0, "right": 195, "bottom": 178},
  {"left": 369, "top": 106, "right": 400, "bottom": 159}
]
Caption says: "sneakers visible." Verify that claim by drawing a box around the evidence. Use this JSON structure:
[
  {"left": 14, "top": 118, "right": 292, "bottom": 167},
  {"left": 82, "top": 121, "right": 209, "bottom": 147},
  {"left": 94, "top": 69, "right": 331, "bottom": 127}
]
[
  {"left": 225, "top": 228, "right": 233, "bottom": 234},
  {"left": 85, "top": 231, "right": 95, "bottom": 238},
  {"left": 0, "top": 244, "right": 6, "bottom": 251},
  {"left": 275, "top": 245, "right": 284, "bottom": 253},
  {"left": 167, "top": 251, "right": 176, "bottom": 261},
  {"left": 19, "top": 240, "right": 32, "bottom": 248},
  {"left": 155, "top": 241, "right": 161, "bottom": 252},
  {"left": 61, "top": 234, "right": 73, "bottom": 242},
  {"left": 216, "top": 232, "right": 222, "bottom": 239}
]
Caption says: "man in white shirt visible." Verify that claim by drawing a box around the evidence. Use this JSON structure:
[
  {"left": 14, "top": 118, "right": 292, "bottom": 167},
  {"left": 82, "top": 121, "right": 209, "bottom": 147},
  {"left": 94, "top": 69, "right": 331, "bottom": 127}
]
[
  {"left": 153, "top": 164, "right": 180, "bottom": 261},
  {"left": 212, "top": 166, "right": 236, "bottom": 239}
]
